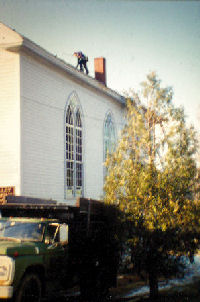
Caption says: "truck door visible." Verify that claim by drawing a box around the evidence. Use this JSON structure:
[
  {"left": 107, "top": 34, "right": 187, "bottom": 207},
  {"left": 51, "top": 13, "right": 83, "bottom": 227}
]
[{"left": 44, "top": 223, "right": 69, "bottom": 291}]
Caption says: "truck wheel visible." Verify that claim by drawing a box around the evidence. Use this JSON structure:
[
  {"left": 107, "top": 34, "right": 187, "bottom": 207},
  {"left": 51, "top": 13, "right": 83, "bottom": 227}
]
[{"left": 15, "top": 273, "right": 42, "bottom": 302}]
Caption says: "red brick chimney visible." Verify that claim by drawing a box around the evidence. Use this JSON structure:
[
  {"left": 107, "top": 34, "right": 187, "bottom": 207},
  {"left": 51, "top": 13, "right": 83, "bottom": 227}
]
[{"left": 94, "top": 57, "right": 106, "bottom": 86}]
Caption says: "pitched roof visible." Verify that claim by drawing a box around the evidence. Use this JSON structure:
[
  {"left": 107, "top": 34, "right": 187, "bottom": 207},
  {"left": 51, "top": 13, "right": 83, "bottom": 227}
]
[{"left": 0, "top": 22, "right": 125, "bottom": 105}]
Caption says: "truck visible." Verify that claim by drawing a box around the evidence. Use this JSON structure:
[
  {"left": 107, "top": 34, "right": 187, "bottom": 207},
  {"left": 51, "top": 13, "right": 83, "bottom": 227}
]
[{"left": 0, "top": 196, "right": 119, "bottom": 302}]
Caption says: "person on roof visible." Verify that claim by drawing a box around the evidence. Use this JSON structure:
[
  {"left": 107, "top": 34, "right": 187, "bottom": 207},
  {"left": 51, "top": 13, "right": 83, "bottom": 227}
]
[{"left": 74, "top": 51, "right": 89, "bottom": 75}]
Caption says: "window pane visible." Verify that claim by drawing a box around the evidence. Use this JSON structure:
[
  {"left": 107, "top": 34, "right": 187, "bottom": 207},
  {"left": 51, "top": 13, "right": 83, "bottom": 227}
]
[
  {"left": 76, "top": 129, "right": 82, "bottom": 162},
  {"left": 66, "top": 106, "right": 73, "bottom": 125},
  {"left": 76, "top": 163, "right": 82, "bottom": 187},
  {"left": 66, "top": 161, "right": 74, "bottom": 187},
  {"left": 66, "top": 106, "right": 74, "bottom": 194},
  {"left": 66, "top": 125, "right": 74, "bottom": 160},
  {"left": 75, "top": 110, "right": 83, "bottom": 194},
  {"left": 76, "top": 110, "right": 82, "bottom": 127}
]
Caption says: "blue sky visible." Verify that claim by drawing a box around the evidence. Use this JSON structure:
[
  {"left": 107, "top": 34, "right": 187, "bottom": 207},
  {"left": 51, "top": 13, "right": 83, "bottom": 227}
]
[{"left": 0, "top": 0, "right": 199, "bottom": 129}]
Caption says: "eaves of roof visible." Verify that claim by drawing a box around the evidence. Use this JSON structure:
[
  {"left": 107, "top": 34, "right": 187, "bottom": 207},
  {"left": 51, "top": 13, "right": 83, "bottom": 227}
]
[{"left": 1, "top": 27, "right": 125, "bottom": 106}]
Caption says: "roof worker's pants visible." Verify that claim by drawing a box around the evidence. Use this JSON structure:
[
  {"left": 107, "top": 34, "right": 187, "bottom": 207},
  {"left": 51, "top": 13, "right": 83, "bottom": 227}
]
[{"left": 79, "top": 59, "right": 88, "bottom": 74}]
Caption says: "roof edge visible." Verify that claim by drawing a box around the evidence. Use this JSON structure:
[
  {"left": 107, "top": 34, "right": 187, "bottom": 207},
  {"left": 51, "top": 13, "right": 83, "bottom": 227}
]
[
  {"left": 0, "top": 22, "right": 125, "bottom": 105},
  {"left": 22, "top": 37, "right": 126, "bottom": 105}
]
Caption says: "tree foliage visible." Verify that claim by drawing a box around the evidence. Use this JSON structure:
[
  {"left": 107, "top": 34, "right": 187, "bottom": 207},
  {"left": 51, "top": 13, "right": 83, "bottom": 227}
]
[{"left": 104, "top": 72, "right": 200, "bottom": 298}]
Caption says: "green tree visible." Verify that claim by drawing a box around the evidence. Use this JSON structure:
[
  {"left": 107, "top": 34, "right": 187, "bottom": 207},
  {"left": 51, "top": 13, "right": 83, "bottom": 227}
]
[{"left": 104, "top": 72, "right": 200, "bottom": 299}]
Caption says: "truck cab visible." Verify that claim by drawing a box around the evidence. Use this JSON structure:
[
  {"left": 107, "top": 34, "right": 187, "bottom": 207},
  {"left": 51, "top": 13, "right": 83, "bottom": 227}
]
[{"left": 0, "top": 216, "right": 69, "bottom": 301}]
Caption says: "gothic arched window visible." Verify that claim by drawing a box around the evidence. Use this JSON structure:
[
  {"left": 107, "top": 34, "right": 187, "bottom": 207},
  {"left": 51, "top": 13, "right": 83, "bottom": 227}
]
[
  {"left": 66, "top": 105, "right": 83, "bottom": 197},
  {"left": 104, "top": 113, "right": 116, "bottom": 161}
]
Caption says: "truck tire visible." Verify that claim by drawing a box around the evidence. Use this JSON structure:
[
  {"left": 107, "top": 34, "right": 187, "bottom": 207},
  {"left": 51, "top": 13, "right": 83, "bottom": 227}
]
[{"left": 15, "top": 273, "right": 42, "bottom": 302}]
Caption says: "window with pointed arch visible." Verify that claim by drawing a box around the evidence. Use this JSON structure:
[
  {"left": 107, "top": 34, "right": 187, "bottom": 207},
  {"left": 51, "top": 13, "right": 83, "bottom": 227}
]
[
  {"left": 66, "top": 105, "right": 83, "bottom": 197},
  {"left": 104, "top": 113, "right": 116, "bottom": 161}
]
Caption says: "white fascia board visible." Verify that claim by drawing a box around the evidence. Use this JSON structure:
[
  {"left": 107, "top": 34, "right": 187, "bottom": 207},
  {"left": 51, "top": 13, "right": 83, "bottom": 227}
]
[
  {"left": 0, "top": 25, "right": 125, "bottom": 106},
  {"left": 22, "top": 37, "right": 126, "bottom": 105}
]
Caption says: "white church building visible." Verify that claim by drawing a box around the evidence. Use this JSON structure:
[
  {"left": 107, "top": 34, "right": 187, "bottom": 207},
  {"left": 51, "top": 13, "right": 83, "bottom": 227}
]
[{"left": 0, "top": 22, "right": 125, "bottom": 204}]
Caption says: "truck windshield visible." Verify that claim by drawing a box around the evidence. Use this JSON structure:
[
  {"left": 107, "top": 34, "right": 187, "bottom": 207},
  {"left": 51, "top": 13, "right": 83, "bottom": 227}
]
[{"left": 0, "top": 220, "right": 45, "bottom": 242}]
